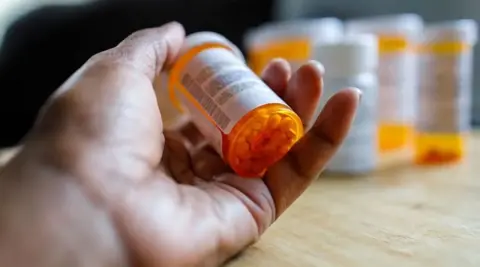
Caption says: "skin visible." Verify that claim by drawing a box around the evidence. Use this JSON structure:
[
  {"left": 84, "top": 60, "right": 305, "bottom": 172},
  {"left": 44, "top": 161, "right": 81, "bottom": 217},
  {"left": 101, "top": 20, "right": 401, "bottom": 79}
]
[{"left": 0, "top": 22, "right": 360, "bottom": 267}]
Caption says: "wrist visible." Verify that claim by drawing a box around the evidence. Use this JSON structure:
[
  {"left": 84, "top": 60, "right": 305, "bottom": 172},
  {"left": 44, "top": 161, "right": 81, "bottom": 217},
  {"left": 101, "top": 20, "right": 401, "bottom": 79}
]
[{"left": 0, "top": 149, "right": 130, "bottom": 267}]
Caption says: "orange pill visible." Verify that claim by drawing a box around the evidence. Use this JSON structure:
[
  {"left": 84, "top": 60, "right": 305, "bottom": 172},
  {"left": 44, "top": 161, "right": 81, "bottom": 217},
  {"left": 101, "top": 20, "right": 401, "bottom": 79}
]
[
  {"left": 267, "top": 114, "right": 282, "bottom": 129},
  {"left": 279, "top": 117, "right": 294, "bottom": 130},
  {"left": 237, "top": 142, "right": 251, "bottom": 159},
  {"left": 270, "top": 130, "right": 284, "bottom": 145},
  {"left": 264, "top": 141, "right": 278, "bottom": 152},
  {"left": 285, "top": 129, "right": 296, "bottom": 139},
  {"left": 252, "top": 121, "right": 263, "bottom": 130},
  {"left": 238, "top": 136, "right": 248, "bottom": 144}
]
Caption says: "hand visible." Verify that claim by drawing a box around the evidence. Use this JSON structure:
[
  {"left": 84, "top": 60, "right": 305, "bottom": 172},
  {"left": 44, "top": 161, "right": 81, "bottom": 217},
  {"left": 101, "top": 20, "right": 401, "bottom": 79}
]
[{"left": 0, "top": 22, "right": 360, "bottom": 267}]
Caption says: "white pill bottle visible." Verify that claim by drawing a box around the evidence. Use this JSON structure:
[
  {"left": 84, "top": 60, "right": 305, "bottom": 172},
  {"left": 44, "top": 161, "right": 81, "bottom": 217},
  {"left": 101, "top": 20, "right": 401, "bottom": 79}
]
[{"left": 315, "top": 34, "right": 379, "bottom": 175}]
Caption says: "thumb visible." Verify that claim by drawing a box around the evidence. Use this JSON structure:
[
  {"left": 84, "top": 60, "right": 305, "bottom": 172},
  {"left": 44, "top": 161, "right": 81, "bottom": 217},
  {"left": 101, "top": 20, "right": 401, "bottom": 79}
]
[
  {"left": 25, "top": 22, "right": 185, "bottom": 177},
  {"left": 33, "top": 21, "right": 185, "bottom": 136},
  {"left": 91, "top": 21, "right": 186, "bottom": 81}
]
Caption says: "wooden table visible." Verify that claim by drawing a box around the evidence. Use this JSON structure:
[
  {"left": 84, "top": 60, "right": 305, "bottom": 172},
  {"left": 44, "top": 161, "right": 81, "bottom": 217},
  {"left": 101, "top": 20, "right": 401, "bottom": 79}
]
[
  {"left": 227, "top": 133, "right": 480, "bottom": 267},
  {"left": 1, "top": 134, "right": 479, "bottom": 266}
]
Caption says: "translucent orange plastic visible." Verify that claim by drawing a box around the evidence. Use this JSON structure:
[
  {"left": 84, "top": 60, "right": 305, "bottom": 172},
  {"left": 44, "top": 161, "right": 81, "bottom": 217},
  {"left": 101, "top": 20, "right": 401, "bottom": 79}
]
[
  {"left": 378, "top": 124, "right": 413, "bottom": 152},
  {"left": 169, "top": 43, "right": 304, "bottom": 177},
  {"left": 414, "top": 133, "right": 466, "bottom": 165}
]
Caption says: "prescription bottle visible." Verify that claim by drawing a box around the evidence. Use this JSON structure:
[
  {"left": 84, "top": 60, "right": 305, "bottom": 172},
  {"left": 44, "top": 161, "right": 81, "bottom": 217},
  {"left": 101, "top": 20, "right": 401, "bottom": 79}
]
[
  {"left": 346, "top": 14, "right": 423, "bottom": 153},
  {"left": 244, "top": 18, "right": 344, "bottom": 74},
  {"left": 167, "top": 32, "right": 304, "bottom": 178},
  {"left": 314, "top": 34, "right": 379, "bottom": 175},
  {"left": 414, "top": 20, "right": 478, "bottom": 165},
  {"left": 154, "top": 72, "right": 190, "bottom": 130}
]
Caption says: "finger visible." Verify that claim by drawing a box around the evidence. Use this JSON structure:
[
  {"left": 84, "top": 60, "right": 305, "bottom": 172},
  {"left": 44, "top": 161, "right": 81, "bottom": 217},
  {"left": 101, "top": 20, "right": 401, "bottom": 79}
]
[
  {"left": 260, "top": 58, "right": 291, "bottom": 97},
  {"left": 89, "top": 21, "right": 185, "bottom": 82},
  {"left": 284, "top": 61, "right": 324, "bottom": 130},
  {"left": 265, "top": 87, "right": 361, "bottom": 216}
]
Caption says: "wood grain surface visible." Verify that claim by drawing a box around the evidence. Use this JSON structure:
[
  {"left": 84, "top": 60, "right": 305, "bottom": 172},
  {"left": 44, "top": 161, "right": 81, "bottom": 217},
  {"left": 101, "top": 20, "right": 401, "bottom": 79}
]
[{"left": 1, "top": 133, "right": 479, "bottom": 266}]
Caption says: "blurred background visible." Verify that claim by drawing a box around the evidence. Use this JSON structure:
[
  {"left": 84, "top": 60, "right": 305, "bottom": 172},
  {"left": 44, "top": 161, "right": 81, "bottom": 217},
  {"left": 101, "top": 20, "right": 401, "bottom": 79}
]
[{"left": 0, "top": 0, "right": 478, "bottom": 168}]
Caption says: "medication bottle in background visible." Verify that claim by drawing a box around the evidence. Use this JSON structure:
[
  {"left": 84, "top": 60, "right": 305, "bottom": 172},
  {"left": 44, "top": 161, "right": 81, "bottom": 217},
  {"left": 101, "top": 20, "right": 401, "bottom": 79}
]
[
  {"left": 314, "top": 34, "right": 379, "bottom": 175},
  {"left": 167, "top": 32, "right": 304, "bottom": 178},
  {"left": 415, "top": 20, "right": 478, "bottom": 165},
  {"left": 154, "top": 72, "right": 190, "bottom": 130},
  {"left": 345, "top": 14, "right": 423, "bottom": 153},
  {"left": 244, "top": 18, "right": 344, "bottom": 74}
]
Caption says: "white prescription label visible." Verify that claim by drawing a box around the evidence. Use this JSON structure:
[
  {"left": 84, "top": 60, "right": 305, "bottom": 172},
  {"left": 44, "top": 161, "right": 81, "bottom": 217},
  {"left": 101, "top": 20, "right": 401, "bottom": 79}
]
[
  {"left": 378, "top": 51, "right": 417, "bottom": 124},
  {"left": 178, "top": 47, "right": 288, "bottom": 134},
  {"left": 321, "top": 75, "right": 378, "bottom": 174},
  {"left": 416, "top": 50, "right": 473, "bottom": 133}
]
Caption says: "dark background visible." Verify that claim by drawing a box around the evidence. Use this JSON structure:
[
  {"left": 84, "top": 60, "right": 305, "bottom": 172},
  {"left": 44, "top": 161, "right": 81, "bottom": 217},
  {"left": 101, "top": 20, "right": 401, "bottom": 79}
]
[{"left": 0, "top": 0, "right": 275, "bottom": 147}]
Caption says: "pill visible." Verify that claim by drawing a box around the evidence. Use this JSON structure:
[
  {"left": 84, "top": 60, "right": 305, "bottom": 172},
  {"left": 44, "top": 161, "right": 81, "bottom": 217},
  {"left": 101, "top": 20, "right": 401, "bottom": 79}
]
[
  {"left": 279, "top": 117, "right": 294, "bottom": 130},
  {"left": 267, "top": 114, "right": 282, "bottom": 129},
  {"left": 270, "top": 130, "right": 284, "bottom": 145},
  {"left": 285, "top": 129, "right": 296, "bottom": 139},
  {"left": 264, "top": 140, "right": 278, "bottom": 152},
  {"left": 252, "top": 121, "right": 263, "bottom": 130},
  {"left": 248, "top": 131, "right": 260, "bottom": 143},
  {"left": 242, "top": 129, "right": 253, "bottom": 138},
  {"left": 237, "top": 142, "right": 251, "bottom": 159},
  {"left": 238, "top": 136, "right": 248, "bottom": 144}
]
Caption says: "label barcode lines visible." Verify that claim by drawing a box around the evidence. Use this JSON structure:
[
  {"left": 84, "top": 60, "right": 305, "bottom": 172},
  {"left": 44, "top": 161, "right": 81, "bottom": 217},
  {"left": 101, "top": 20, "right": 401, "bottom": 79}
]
[{"left": 181, "top": 74, "right": 231, "bottom": 130}]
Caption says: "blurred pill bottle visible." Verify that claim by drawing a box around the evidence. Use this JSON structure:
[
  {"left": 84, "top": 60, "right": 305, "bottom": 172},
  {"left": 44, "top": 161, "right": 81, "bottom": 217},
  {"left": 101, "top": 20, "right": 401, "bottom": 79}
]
[
  {"left": 167, "top": 32, "right": 304, "bottom": 178},
  {"left": 244, "top": 18, "right": 343, "bottom": 74},
  {"left": 414, "top": 20, "right": 478, "bottom": 165},
  {"left": 154, "top": 72, "right": 190, "bottom": 130},
  {"left": 346, "top": 14, "right": 423, "bottom": 153},
  {"left": 314, "top": 34, "right": 379, "bottom": 175}
]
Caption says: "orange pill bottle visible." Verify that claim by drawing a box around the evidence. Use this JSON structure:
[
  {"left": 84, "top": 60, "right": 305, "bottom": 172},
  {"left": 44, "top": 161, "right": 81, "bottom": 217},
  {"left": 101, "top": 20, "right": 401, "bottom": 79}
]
[
  {"left": 167, "top": 32, "right": 304, "bottom": 178},
  {"left": 415, "top": 20, "right": 478, "bottom": 165}
]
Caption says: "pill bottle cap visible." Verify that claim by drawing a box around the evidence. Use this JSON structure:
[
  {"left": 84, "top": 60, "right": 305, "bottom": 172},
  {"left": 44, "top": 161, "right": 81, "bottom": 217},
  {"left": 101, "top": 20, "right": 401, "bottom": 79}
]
[
  {"left": 345, "top": 13, "right": 423, "bottom": 40},
  {"left": 422, "top": 19, "right": 478, "bottom": 45},
  {"left": 181, "top": 31, "right": 245, "bottom": 62},
  {"left": 244, "top": 18, "right": 344, "bottom": 49},
  {"left": 313, "top": 34, "right": 378, "bottom": 78}
]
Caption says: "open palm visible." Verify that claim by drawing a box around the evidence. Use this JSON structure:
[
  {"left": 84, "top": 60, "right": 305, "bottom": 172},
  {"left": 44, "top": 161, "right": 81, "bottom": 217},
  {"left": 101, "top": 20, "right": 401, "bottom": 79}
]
[{"left": 2, "top": 22, "right": 359, "bottom": 267}]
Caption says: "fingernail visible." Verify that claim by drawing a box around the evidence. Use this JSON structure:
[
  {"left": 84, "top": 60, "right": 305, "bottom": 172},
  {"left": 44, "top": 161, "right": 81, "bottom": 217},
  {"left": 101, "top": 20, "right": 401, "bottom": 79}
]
[
  {"left": 307, "top": 60, "right": 325, "bottom": 75},
  {"left": 353, "top": 87, "right": 363, "bottom": 103}
]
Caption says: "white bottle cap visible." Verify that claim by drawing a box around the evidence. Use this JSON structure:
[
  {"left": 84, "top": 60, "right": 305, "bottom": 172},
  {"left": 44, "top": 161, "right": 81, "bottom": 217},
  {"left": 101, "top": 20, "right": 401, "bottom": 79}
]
[
  {"left": 422, "top": 19, "right": 478, "bottom": 45},
  {"left": 313, "top": 34, "right": 378, "bottom": 78},
  {"left": 181, "top": 31, "right": 245, "bottom": 62},
  {"left": 244, "top": 18, "right": 344, "bottom": 50},
  {"left": 345, "top": 13, "right": 423, "bottom": 40}
]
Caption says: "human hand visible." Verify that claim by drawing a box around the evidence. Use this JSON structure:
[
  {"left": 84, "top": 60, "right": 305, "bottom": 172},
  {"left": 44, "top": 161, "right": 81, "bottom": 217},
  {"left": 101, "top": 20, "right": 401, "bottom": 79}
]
[{"left": 0, "top": 22, "right": 360, "bottom": 267}]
